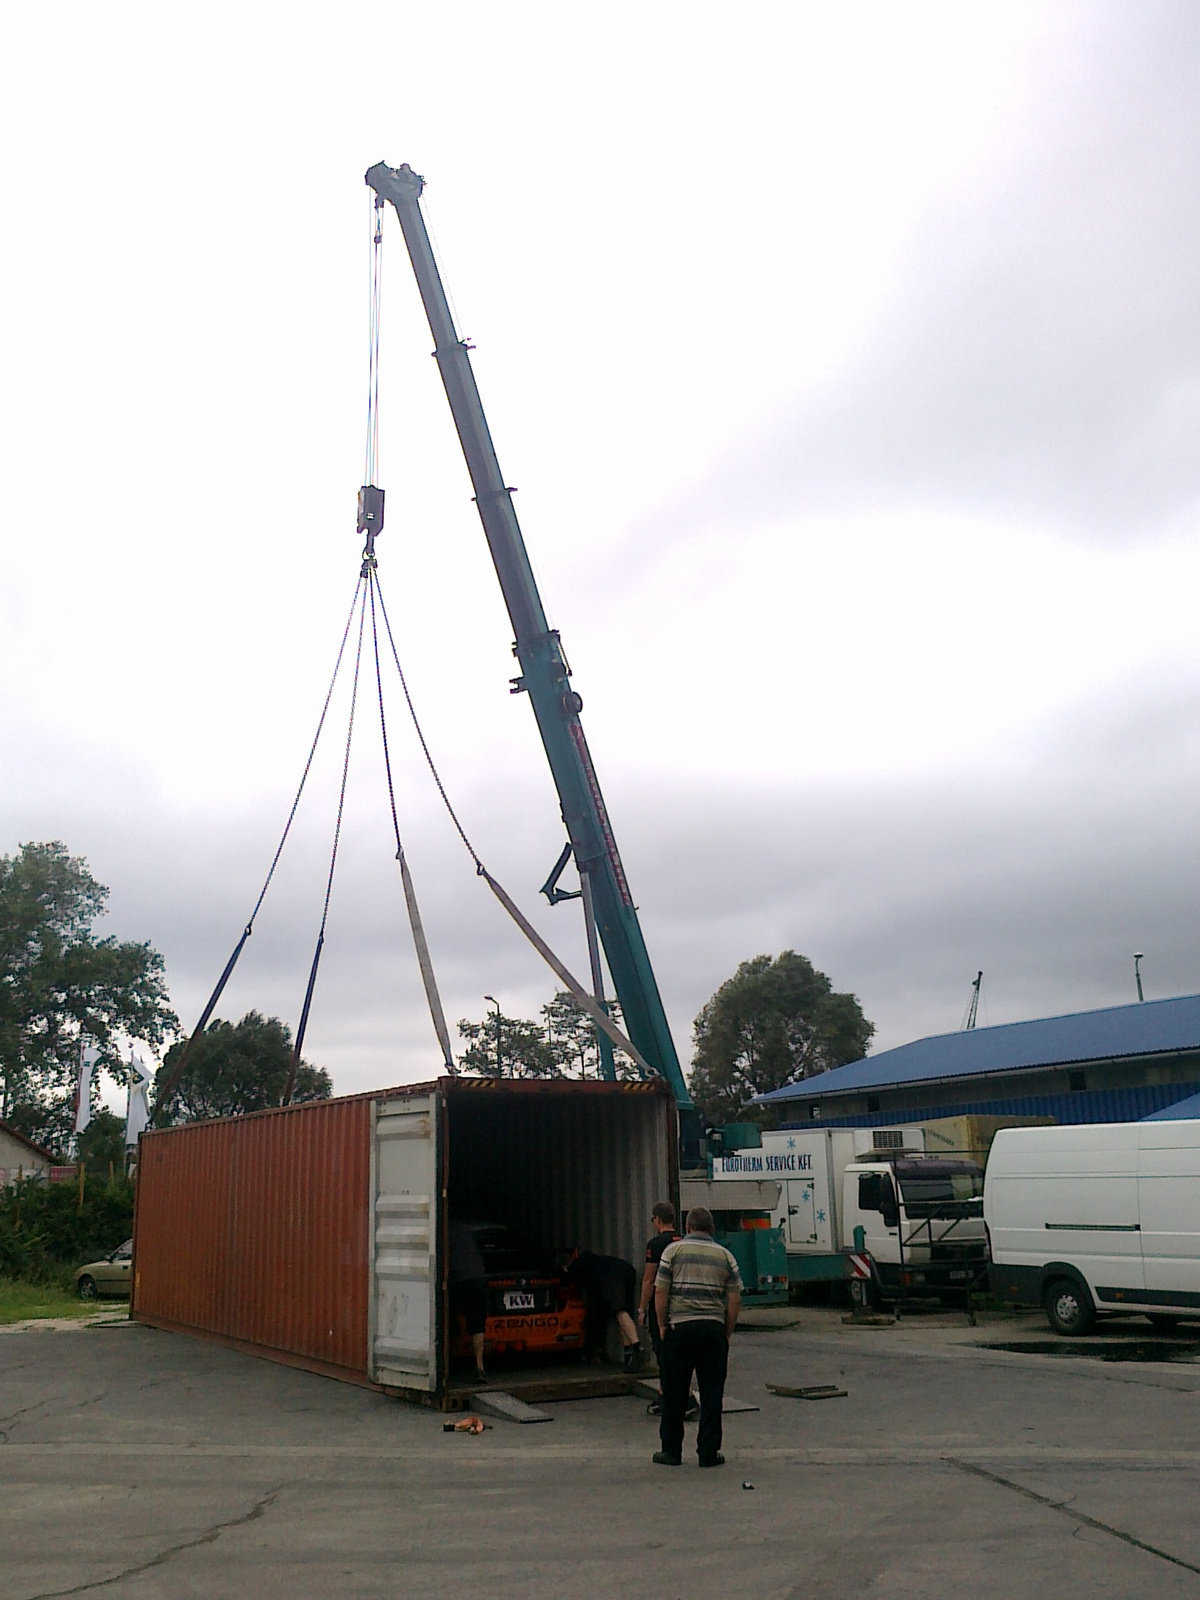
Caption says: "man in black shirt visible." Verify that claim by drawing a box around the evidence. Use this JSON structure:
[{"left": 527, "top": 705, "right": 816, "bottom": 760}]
[
  {"left": 638, "top": 1201, "right": 696, "bottom": 1416},
  {"left": 565, "top": 1249, "right": 645, "bottom": 1369}
]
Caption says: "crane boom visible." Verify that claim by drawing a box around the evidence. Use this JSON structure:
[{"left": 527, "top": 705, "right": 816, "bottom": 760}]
[{"left": 365, "top": 161, "right": 694, "bottom": 1122}]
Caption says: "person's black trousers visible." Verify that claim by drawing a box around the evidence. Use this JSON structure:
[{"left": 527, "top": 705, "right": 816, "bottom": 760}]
[{"left": 658, "top": 1319, "right": 727, "bottom": 1462}]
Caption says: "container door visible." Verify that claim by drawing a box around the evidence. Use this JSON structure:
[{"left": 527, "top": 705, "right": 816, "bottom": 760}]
[
  {"left": 785, "top": 1178, "right": 819, "bottom": 1247},
  {"left": 370, "top": 1095, "right": 440, "bottom": 1392}
]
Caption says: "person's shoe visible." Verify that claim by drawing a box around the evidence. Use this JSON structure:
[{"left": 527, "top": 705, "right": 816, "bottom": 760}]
[
  {"left": 652, "top": 1451, "right": 682, "bottom": 1466},
  {"left": 625, "top": 1344, "right": 648, "bottom": 1374},
  {"left": 646, "top": 1399, "right": 662, "bottom": 1415},
  {"left": 473, "top": 1369, "right": 487, "bottom": 1384},
  {"left": 698, "top": 1452, "right": 725, "bottom": 1468},
  {"left": 684, "top": 1397, "right": 700, "bottom": 1420}
]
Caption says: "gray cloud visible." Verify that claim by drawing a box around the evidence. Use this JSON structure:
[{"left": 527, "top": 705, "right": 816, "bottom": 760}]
[
  {"left": 651, "top": 3, "right": 1200, "bottom": 545},
  {"left": 7, "top": 652, "right": 1196, "bottom": 1092}
]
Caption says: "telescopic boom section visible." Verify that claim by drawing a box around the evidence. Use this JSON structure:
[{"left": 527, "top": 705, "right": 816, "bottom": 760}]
[{"left": 365, "top": 161, "right": 693, "bottom": 1115}]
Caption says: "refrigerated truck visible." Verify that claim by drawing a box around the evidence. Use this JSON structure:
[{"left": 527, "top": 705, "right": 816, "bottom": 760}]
[{"left": 709, "top": 1127, "right": 987, "bottom": 1299}]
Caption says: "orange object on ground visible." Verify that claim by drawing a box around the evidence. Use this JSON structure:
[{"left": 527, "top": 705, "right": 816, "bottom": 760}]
[{"left": 443, "top": 1414, "right": 486, "bottom": 1433}]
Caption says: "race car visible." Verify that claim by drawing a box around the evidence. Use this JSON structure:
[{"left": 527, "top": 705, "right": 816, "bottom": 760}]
[{"left": 449, "top": 1221, "right": 587, "bottom": 1362}]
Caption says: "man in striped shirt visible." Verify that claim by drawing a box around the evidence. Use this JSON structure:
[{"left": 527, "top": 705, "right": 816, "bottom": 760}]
[{"left": 652, "top": 1206, "right": 742, "bottom": 1468}]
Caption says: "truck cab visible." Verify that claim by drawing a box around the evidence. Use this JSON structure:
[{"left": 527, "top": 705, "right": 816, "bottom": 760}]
[{"left": 844, "top": 1157, "right": 987, "bottom": 1300}]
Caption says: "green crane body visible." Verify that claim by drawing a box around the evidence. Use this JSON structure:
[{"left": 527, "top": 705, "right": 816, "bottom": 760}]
[{"left": 366, "top": 162, "right": 696, "bottom": 1138}]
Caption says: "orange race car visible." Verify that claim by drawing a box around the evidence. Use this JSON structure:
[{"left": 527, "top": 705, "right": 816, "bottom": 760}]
[{"left": 449, "top": 1222, "right": 587, "bottom": 1362}]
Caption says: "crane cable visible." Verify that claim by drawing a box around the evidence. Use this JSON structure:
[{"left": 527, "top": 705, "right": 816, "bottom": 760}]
[
  {"left": 364, "top": 195, "right": 383, "bottom": 490},
  {"left": 151, "top": 574, "right": 366, "bottom": 1121},
  {"left": 356, "top": 192, "right": 458, "bottom": 1077},
  {"left": 282, "top": 581, "right": 368, "bottom": 1103},
  {"left": 159, "top": 191, "right": 650, "bottom": 1113}
]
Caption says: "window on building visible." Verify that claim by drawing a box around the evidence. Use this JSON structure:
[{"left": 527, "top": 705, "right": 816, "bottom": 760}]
[
  {"left": 809, "top": 1105, "right": 822, "bottom": 1119},
  {"left": 1068, "top": 1070, "right": 1087, "bottom": 1093},
  {"left": 866, "top": 1096, "right": 881, "bottom": 1113}
]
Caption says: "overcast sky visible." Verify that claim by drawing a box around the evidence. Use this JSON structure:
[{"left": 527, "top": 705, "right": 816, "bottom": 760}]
[{"left": 4, "top": 2, "right": 1200, "bottom": 1099}]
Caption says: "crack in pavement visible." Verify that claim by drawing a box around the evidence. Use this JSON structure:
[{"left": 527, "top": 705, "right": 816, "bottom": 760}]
[
  {"left": 946, "top": 1458, "right": 1200, "bottom": 1577},
  {"left": 0, "top": 1396, "right": 52, "bottom": 1445},
  {"left": 19, "top": 1485, "right": 283, "bottom": 1599}
]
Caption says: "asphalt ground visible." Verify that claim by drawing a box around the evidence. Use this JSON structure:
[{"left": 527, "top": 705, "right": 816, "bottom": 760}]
[{"left": 2, "top": 1307, "right": 1199, "bottom": 1599}]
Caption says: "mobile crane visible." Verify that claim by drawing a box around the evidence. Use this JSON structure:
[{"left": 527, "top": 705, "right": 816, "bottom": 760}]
[
  {"left": 367, "top": 166, "right": 789, "bottom": 1302},
  {"left": 365, "top": 161, "right": 701, "bottom": 1161}
]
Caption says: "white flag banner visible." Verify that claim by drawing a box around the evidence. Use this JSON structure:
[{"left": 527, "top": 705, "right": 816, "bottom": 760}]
[
  {"left": 125, "top": 1081, "right": 151, "bottom": 1148},
  {"left": 130, "top": 1051, "right": 154, "bottom": 1085},
  {"left": 74, "top": 1046, "right": 100, "bottom": 1135}
]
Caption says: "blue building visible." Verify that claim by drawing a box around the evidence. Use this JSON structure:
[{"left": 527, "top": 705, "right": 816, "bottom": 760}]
[{"left": 755, "top": 993, "right": 1200, "bottom": 1129}]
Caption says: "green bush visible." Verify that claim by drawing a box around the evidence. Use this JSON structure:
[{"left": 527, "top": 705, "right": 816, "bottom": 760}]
[{"left": 0, "top": 1173, "right": 134, "bottom": 1285}]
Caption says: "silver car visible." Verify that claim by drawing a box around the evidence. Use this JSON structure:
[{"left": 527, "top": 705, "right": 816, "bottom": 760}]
[{"left": 75, "top": 1238, "right": 133, "bottom": 1299}]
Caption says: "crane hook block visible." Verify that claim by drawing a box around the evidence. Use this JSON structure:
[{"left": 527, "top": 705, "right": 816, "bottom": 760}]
[{"left": 357, "top": 485, "right": 385, "bottom": 537}]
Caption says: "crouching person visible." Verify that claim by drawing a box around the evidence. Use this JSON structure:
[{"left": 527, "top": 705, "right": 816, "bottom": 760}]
[{"left": 652, "top": 1206, "right": 742, "bottom": 1468}]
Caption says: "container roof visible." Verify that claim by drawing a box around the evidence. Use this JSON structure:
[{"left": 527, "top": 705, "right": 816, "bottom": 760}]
[
  {"left": 755, "top": 992, "right": 1200, "bottom": 1105},
  {"left": 1142, "top": 1090, "right": 1200, "bottom": 1120}
]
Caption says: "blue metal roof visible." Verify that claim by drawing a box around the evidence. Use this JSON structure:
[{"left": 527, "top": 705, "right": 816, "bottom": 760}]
[
  {"left": 756, "top": 992, "right": 1200, "bottom": 1105},
  {"left": 781, "top": 1080, "right": 1200, "bottom": 1130},
  {"left": 1143, "top": 1090, "right": 1200, "bottom": 1121}
]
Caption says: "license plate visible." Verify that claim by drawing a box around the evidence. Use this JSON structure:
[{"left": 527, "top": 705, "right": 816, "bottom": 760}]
[
  {"left": 949, "top": 1271, "right": 969, "bottom": 1281},
  {"left": 503, "top": 1291, "right": 536, "bottom": 1311}
]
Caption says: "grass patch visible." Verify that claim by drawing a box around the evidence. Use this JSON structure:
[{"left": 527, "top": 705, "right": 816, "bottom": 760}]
[{"left": 0, "top": 1276, "right": 103, "bottom": 1325}]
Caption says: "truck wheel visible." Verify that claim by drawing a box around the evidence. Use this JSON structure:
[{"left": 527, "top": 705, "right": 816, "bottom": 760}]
[{"left": 1043, "top": 1278, "right": 1094, "bottom": 1336}]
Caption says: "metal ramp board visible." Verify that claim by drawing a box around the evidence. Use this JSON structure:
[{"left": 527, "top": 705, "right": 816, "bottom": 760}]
[{"left": 474, "top": 1390, "right": 553, "bottom": 1424}]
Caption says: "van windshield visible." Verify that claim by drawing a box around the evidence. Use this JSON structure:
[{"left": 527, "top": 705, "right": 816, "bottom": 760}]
[{"left": 894, "top": 1160, "right": 984, "bottom": 1217}]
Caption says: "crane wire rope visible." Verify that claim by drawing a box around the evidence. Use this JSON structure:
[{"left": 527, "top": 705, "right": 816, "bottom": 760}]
[
  {"left": 358, "top": 194, "right": 457, "bottom": 1074},
  {"left": 364, "top": 195, "right": 384, "bottom": 489},
  {"left": 160, "top": 189, "right": 649, "bottom": 1116},
  {"left": 282, "top": 579, "right": 368, "bottom": 1103},
  {"left": 151, "top": 574, "right": 366, "bottom": 1120}
]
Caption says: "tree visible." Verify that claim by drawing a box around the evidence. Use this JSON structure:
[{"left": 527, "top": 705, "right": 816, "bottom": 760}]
[
  {"left": 77, "top": 1108, "right": 128, "bottom": 1176},
  {"left": 457, "top": 1008, "right": 564, "bottom": 1078},
  {"left": 688, "top": 951, "right": 874, "bottom": 1123},
  {"left": 0, "top": 841, "right": 178, "bottom": 1154},
  {"left": 153, "top": 1012, "right": 332, "bottom": 1123},
  {"left": 541, "top": 991, "right": 639, "bottom": 1080},
  {"left": 456, "top": 992, "right": 640, "bottom": 1080}
]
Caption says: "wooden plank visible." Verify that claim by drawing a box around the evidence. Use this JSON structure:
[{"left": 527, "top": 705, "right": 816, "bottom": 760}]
[{"left": 766, "top": 1382, "right": 848, "bottom": 1400}]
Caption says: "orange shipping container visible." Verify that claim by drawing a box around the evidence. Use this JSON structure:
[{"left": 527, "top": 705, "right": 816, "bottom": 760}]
[{"left": 132, "top": 1076, "right": 676, "bottom": 1405}]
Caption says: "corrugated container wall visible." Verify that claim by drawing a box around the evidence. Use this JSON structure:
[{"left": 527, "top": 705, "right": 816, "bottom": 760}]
[
  {"left": 133, "top": 1093, "right": 374, "bottom": 1382},
  {"left": 132, "top": 1077, "right": 676, "bottom": 1402}
]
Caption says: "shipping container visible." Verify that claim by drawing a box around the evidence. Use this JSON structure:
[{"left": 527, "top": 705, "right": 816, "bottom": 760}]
[
  {"left": 132, "top": 1076, "right": 676, "bottom": 1406},
  {"left": 920, "top": 1114, "right": 1056, "bottom": 1170}
]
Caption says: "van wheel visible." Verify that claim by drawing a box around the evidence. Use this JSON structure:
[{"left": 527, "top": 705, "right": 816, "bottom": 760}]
[{"left": 1043, "top": 1278, "right": 1094, "bottom": 1336}]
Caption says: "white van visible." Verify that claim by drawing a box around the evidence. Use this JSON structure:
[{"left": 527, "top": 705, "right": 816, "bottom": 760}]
[{"left": 985, "top": 1121, "right": 1200, "bottom": 1334}]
